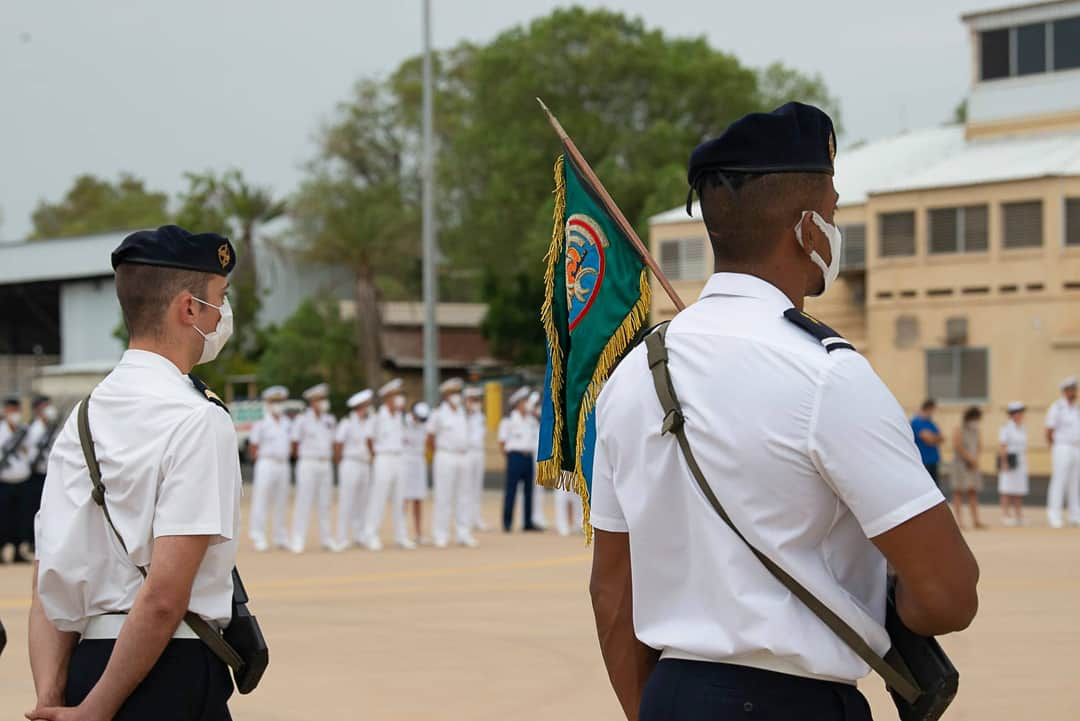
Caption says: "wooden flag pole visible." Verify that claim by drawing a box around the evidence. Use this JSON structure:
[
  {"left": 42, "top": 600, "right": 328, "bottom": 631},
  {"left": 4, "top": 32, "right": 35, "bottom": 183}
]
[{"left": 537, "top": 98, "right": 687, "bottom": 312}]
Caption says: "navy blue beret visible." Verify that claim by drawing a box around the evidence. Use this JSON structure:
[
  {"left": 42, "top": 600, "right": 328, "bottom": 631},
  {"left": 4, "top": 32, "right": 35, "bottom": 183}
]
[
  {"left": 111, "top": 225, "right": 236, "bottom": 277},
  {"left": 688, "top": 102, "right": 836, "bottom": 191}
]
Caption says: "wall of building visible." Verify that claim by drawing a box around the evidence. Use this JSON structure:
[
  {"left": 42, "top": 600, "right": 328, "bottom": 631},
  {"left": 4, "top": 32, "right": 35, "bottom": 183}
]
[{"left": 59, "top": 277, "right": 124, "bottom": 366}]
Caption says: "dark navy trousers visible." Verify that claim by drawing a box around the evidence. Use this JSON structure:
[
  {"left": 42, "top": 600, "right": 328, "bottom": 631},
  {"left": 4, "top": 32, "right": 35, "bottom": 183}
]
[
  {"left": 640, "top": 659, "right": 874, "bottom": 721},
  {"left": 502, "top": 451, "right": 535, "bottom": 531}
]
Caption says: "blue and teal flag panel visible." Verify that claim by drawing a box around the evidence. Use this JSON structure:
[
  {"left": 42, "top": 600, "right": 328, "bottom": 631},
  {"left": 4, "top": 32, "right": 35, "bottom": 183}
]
[{"left": 537, "top": 151, "right": 650, "bottom": 541}]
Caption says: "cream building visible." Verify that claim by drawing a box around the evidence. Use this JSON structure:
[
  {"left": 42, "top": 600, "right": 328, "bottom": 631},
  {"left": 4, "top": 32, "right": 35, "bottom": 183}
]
[{"left": 649, "top": 0, "right": 1080, "bottom": 478}]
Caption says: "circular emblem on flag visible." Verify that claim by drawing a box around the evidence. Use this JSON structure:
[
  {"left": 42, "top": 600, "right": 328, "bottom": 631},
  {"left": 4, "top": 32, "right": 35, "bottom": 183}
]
[{"left": 565, "top": 213, "right": 609, "bottom": 331}]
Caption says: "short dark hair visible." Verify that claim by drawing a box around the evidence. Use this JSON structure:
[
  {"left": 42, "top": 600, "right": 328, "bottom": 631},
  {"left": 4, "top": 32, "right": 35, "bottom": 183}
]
[
  {"left": 698, "top": 171, "right": 830, "bottom": 266},
  {"left": 963, "top": 406, "right": 982, "bottom": 423},
  {"left": 4, "top": 399, "right": 20, "bottom": 409},
  {"left": 921, "top": 399, "right": 936, "bottom": 412},
  {"left": 115, "top": 264, "right": 210, "bottom": 340}
]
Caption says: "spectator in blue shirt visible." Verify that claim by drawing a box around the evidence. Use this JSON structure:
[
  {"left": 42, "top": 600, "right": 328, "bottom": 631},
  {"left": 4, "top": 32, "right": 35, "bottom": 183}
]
[{"left": 912, "top": 398, "right": 945, "bottom": 485}]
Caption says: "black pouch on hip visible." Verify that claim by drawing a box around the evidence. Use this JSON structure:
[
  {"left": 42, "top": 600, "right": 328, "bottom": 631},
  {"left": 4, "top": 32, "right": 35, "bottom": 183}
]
[
  {"left": 885, "top": 581, "right": 959, "bottom": 721},
  {"left": 224, "top": 569, "right": 269, "bottom": 694}
]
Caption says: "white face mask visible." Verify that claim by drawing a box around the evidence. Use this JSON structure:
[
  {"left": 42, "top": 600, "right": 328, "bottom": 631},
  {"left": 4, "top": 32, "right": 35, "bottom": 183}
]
[
  {"left": 192, "top": 296, "right": 234, "bottom": 365},
  {"left": 393, "top": 396, "right": 406, "bottom": 411},
  {"left": 5, "top": 411, "right": 20, "bottom": 426},
  {"left": 318, "top": 399, "right": 331, "bottom": 413},
  {"left": 266, "top": 402, "right": 282, "bottom": 417},
  {"left": 43, "top": 405, "right": 59, "bottom": 423},
  {"left": 794, "top": 211, "right": 843, "bottom": 297},
  {"left": 449, "top": 393, "right": 463, "bottom": 408}
]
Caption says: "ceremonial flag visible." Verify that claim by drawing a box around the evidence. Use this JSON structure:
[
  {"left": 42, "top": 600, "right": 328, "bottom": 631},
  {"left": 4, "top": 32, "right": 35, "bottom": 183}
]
[{"left": 536, "top": 149, "right": 651, "bottom": 540}]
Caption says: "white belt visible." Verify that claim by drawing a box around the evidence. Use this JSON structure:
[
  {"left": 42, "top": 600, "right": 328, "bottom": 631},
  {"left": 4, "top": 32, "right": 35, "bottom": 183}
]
[
  {"left": 82, "top": 614, "right": 202, "bottom": 641},
  {"left": 341, "top": 456, "right": 371, "bottom": 463}
]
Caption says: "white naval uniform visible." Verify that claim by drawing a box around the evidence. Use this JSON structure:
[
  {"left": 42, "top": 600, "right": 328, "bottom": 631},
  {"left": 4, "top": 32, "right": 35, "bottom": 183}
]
[
  {"left": 590, "top": 273, "right": 944, "bottom": 684},
  {"left": 0, "top": 420, "right": 32, "bottom": 484},
  {"left": 528, "top": 412, "right": 547, "bottom": 528},
  {"left": 27, "top": 417, "right": 55, "bottom": 477},
  {"left": 290, "top": 408, "right": 336, "bottom": 551},
  {"left": 402, "top": 415, "right": 428, "bottom": 501},
  {"left": 553, "top": 487, "right": 583, "bottom": 537},
  {"left": 1045, "top": 397, "right": 1080, "bottom": 525},
  {"left": 428, "top": 401, "right": 473, "bottom": 545},
  {"left": 248, "top": 411, "right": 292, "bottom": 549},
  {"left": 466, "top": 410, "right": 486, "bottom": 528},
  {"left": 335, "top": 411, "right": 373, "bottom": 547},
  {"left": 997, "top": 419, "right": 1029, "bottom": 496},
  {"left": 35, "top": 350, "right": 240, "bottom": 633},
  {"left": 362, "top": 405, "right": 408, "bottom": 546}
]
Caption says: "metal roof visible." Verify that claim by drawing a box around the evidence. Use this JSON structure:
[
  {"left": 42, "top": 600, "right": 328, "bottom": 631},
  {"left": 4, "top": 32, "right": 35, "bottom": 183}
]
[{"left": 0, "top": 230, "right": 126, "bottom": 285}]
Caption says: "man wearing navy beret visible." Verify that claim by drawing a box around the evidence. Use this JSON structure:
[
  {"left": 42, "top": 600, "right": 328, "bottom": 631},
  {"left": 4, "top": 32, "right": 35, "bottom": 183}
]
[{"left": 589, "top": 104, "right": 978, "bottom": 721}]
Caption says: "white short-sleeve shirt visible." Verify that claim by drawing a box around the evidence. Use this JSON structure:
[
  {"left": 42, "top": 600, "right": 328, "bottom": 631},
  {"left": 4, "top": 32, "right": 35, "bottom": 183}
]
[
  {"left": 999, "top": 420, "right": 1027, "bottom": 455},
  {"left": 249, "top": 413, "right": 292, "bottom": 462},
  {"left": 35, "top": 350, "right": 241, "bottom": 632},
  {"left": 467, "top": 412, "right": 486, "bottom": 452},
  {"left": 291, "top": 409, "right": 335, "bottom": 460},
  {"left": 402, "top": 415, "right": 428, "bottom": 459},
  {"left": 498, "top": 411, "right": 535, "bottom": 454},
  {"left": 372, "top": 405, "right": 405, "bottom": 454},
  {"left": 427, "top": 402, "right": 469, "bottom": 453},
  {"left": 0, "top": 421, "right": 33, "bottom": 483},
  {"left": 1045, "top": 398, "right": 1080, "bottom": 446},
  {"left": 590, "top": 273, "right": 944, "bottom": 685},
  {"left": 336, "top": 412, "right": 373, "bottom": 462}
]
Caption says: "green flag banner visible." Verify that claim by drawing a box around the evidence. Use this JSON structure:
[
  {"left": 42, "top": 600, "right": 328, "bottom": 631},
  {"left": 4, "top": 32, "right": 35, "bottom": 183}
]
[{"left": 537, "top": 151, "right": 651, "bottom": 541}]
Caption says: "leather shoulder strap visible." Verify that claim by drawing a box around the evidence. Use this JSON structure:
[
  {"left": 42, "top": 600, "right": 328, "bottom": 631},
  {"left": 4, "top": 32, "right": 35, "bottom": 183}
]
[
  {"left": 76, "top": 393, "right": 244, "bottom": 671},
  {"left": 643, "top": 326, "right": 921, "bottom": 704}
]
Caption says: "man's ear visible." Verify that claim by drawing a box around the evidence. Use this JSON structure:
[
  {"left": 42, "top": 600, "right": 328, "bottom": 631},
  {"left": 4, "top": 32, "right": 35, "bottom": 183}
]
[
  {"left": 175, "top": 291, "right": 198, "bottom": 328},
  {"left": 796, "top": 211, "right": 817, "bottom": 258}
]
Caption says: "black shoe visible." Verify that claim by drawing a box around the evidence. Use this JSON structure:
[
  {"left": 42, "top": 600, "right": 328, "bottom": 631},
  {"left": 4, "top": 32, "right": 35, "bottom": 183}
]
[{"left": 523, "top": 525, "right": 544, "bottom": 532}]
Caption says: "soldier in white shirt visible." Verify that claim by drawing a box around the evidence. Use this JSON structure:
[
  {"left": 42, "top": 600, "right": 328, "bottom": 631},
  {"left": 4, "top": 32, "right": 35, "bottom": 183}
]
[
  {"left": 247, "top": 385, "right": 292, "bottom": 552},
  {"left": 464, "top": 387, "right": 489, "bottom": 532},
  {"left": 289, "top": 383, "right": 336, "bottom": 553},
  {"left": 498, "top": 387, "right": 540, "bottom": 533},
  {"left": 1045, "top": 376, "right": 1080, "bottom": 528},
  {"left": 29, "top": 225, "right": 241, "bottom": 720},
  {"left": 427, "top": 378, "right": 477, "bottom": 548},
  {"left": 402, "top": 401, "right": 431, "bottom": 543},
  {"left": 334, "top": 389, "right": 374, "bottom": 551},
  {"left": 361, "top": 378, "right": 414, "bottom": 551},
  {"left": 589, "top": 105, "right": 978, "bottom": 721},
  {"left": 24, "top": 396, "right": 61, "bottom": 561},
  {"left": 0, "top": 397, "right": 33, "bottom": 564}
]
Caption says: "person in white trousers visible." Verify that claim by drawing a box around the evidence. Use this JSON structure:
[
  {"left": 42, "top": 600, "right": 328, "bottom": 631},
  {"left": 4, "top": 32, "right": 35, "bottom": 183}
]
[
  {"left": 465, "top": 386, "right": 488, "bottom": 531},
  {"left": 1046, "top": 376, "right": 1080, "bottom": 528},
  {"left": 333, "top": 389, "right": 374, "bottom": 551},
  {"left": 527, "top": 391, "right": 548, "bottom": 530},
  {"left": 289, "top": 383, "right": 336, "bottom": 553},
  {"left": 402, "top": 401, "right": 431, "bottom": 543},
  {"left": 553, "top": 487, "right": 583, "bottom": 537},
  {"left": 428, "top": 378, "right": 477, "bottom": 548},
  {"left": 247, "top": 385, "right": 293, "bottom": 552},
  {"left": 362, "top": 378, "right": 414, "bottom": 551}
]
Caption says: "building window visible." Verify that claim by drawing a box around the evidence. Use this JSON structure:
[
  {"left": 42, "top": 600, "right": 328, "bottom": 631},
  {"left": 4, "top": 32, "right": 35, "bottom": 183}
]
[
  {"left": 879, "top": 212, "right": 916, "bottom": 258},
  {"left": 659, "top": 237, "right": 707, "bottom": 281},
  {"left": 1067, "top": 198, "right": 1080, "bottom": 247},
  {"left": 926, "top": 348, "right": 989, "bottom": 402},
  {"left": 840, "top": 223, "right": 866, "bottom": 269},
  {"left": 1017, "top": 23, "right": 1046, "bottom": 75},
  {"left": 928, "top": 205, "right": 989, "bottom": 254},
  {"left": 980, "top": 28, "right": 1010, "bottom": 80},
  {"left": 1054, "top": 17, "right": 1080, "bottom": 70},
  {"left": 1002, "top": 201, "right": 1043, "bottom": 249}
]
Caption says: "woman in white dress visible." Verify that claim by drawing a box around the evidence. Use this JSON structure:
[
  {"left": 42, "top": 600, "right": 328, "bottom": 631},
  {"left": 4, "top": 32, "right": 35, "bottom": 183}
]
[
  {"left": 998, "top": 401, "right": 1029, "bottom": 527},
  {"left": 402, "top": 402, "right": 431, "bottom": 542}
]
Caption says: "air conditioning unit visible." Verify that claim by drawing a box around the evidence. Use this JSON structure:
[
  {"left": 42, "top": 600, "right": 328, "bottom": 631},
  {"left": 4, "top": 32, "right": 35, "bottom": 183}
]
[{"left": 945, "top": 317, "right": 968, "bottom": 346}]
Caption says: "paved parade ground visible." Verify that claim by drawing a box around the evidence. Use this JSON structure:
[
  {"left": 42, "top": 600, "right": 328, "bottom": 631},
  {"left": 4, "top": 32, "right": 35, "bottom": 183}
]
[{"left": 0, "top": 492, "right": 1077, "bottom": 720}]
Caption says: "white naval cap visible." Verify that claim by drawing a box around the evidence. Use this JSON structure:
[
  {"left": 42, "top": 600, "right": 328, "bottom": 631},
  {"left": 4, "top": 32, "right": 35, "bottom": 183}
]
[
  {"left": 378, "top": 378, "right": 404, "bottom": 398},
  {"left": 302, "top": 382, "right": 329, "bottom": 400},
  {"left": 1061, "top": 375, "right": 1078, "bottom": 390},
  {"left": 1006, "top": 401, "right": 1026, "bottom": 414},
  {"left": 508, "top": 386, "right": 530, "bottom": 406},
  {"left": 413, "top": 401, "right": 431, "bottom": 420},
  {"left": 261, "top": 385, "right": 289, "bottom": 401},
  {"left": 464, "top": 386, "right": 484, "bottom": 400},
  {"left": 347, "top": 389, "right": 374, "bottom": 408},
  {"left": 439, "top": 377, "right": 464, "bottom": 395}
]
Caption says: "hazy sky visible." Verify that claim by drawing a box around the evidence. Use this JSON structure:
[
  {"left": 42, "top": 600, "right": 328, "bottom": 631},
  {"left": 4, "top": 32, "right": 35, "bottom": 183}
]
[{"left": 1, "top": 0, "right": 987, "bottom": 240}]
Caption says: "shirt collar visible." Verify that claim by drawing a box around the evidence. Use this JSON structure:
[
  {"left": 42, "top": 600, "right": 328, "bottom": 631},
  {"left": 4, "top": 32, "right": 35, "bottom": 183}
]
[
  {"left": 119, "top": 349, "right": 186, "bottom": 378},
  {"left": 697, "top": 273, "right": 795, "bottom": 312}
]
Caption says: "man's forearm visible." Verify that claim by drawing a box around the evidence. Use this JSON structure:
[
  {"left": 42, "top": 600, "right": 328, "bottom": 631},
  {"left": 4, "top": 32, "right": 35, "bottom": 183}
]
[
  {"left": 596, "top": 612, "right": 659, "bottom": 721},
  {"left": 76, "top": 588, "right": 187, "bottom": 720},
  {"left": 28, "top": 571, "right": 78, "bottom": 705}
]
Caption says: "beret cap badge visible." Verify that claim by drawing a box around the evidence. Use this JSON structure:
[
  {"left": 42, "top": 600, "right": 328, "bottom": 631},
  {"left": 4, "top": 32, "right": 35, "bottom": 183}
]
[{"left": 218, "top": 244, "right": 231, "bottom": 269}]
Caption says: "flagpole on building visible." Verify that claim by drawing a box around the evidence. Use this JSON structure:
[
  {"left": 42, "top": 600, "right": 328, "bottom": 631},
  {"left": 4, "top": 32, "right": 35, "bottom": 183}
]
[
  {"left": 537, "top": 98, "right": 687, "bottom": 312},
  {"left": 421, "top": 0, "right": 439, "bottom": 405}
]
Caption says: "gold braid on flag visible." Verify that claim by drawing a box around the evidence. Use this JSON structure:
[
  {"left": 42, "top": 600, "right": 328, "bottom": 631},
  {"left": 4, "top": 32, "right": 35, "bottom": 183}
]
[
  {"left": 571, "top": 269, "right": 651, "bottom": 542},
  {"left": 537, "top": 154, "right": 570, "bottom": 492}
]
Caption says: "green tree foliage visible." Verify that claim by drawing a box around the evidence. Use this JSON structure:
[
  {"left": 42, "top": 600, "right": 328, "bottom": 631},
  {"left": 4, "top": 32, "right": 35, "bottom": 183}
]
[
  {"left": 256, "top": 295, "right": 364, "bottom": 411},
  {"left": 29, "top": 173, "right": 168, "bottom": 240}
]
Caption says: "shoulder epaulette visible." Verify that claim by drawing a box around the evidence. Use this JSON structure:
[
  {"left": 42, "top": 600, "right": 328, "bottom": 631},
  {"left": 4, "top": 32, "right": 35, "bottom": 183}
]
[
  {"left": 188, "top": 374, "right": 231, "bottom": 415},
  {"left": 783, "top": 308, "right": 855, "bottom": 353}
]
